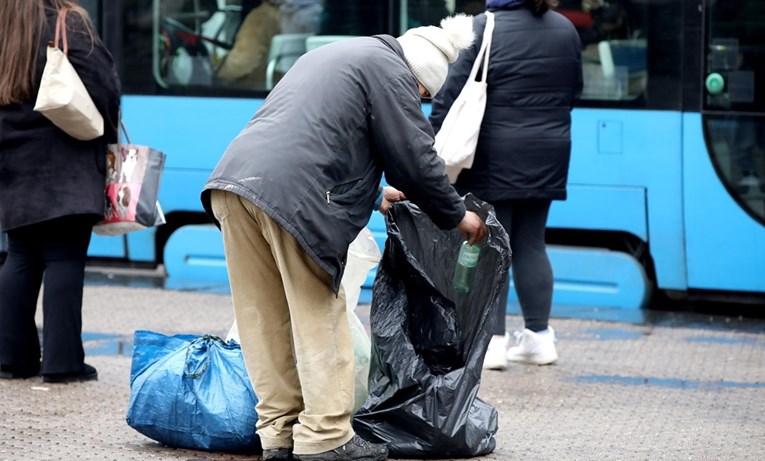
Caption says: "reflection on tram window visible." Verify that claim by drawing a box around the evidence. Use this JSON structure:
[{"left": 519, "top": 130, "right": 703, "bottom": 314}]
[
  {"left": 704, "top": 0, "right": 765, "bottom": 223},
  {"left": 706, "top": 0, "right": 765, "bottom": 111},
  {"left": 214, "top": 1, "right": 282, "bottom": 89},
  {"left": 706, "top": 116, "right": 765, "bottom": 221},
  {"left": 121, "top": 0, "right": 667, "bottom": 102},
  {"left": 556, "top": 0, "right": 646, "bottom": 101},
  {"left": 143, "top": 0, "right": 466, "bottom": 92}
]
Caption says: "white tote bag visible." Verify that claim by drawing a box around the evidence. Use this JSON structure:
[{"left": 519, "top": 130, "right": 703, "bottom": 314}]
[
  {"left": 34, "top": 8, "right": 104, "bottom": 141},
  {"left": 434, "top": 11, "right": 494, "bottom": 184}
]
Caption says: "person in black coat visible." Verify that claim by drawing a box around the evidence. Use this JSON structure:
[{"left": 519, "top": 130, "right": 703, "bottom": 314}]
[
  {"left": 430, "top": 0, "right": 582, "bottom": 370},
  {"left": 0, "top": 0, "right": 120, "bottom": 382}
]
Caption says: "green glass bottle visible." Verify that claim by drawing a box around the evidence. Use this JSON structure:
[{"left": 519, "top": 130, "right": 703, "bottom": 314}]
[{"left": 453, "top": 241, "right": 481, "bottom": 294}]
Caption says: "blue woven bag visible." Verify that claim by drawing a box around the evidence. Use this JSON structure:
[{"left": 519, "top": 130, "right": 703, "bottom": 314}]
[{"left": 126, "top": 330, "right": 260, "bottom": 453}]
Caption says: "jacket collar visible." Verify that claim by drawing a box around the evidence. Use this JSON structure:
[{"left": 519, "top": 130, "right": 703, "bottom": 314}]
[{"left": 373, "top": 35, "right": 406, "bottom": 61}]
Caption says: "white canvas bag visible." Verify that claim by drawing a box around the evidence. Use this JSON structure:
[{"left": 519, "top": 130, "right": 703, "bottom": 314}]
[
  {"left": 434, "top": 11, "right": 494, "bottom": 184},
  {"left": 34, "top": 8, "right": 104, "bottom": 141}
]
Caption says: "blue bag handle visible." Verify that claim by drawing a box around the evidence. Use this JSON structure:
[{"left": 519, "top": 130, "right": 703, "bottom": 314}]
[{"left": 184, "top": 335, "right": 226, "bottom": 379}]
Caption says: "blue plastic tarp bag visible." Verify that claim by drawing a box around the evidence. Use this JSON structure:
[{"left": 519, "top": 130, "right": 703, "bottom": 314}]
[
  {"left": 126, "top": 330, "right": 260, "bottom": 453},
  {"left": 353, "top": 194, "right": 511, "bottom": 458}
]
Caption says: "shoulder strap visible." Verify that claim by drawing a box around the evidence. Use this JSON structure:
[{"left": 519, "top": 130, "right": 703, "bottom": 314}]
[
  {"left": 468, "top": 11, "right": 495, "bottom": 84},
  {"left": 54, "top": 8, "right": 69, "bottom": 55}
]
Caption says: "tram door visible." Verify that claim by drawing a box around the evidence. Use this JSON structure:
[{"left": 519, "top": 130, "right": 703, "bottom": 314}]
[{"left": 683, "top": 1, "right": 765, "bottom": 293}]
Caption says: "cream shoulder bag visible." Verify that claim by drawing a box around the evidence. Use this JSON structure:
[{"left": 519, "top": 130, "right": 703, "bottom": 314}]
[
  {"left": 34, "top": 8, "right": 104, "bottom": 141},
  {"left": 434, "top": 11, "right": 495, "bottom": 184}
]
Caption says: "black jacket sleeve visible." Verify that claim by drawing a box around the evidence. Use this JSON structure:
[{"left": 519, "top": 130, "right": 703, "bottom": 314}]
[
  {"left": 368, "top": 73, "right": 466, "bottom": 229},
  {"left": 65, "top": 12, "right": 121, "bottom": 143},
  {"left": 429, "top": 14, "right": 485, "bottom": 134}
]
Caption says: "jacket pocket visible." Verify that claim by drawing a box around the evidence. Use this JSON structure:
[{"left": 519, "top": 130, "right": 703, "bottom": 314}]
[{"left": 325, "top": 177, "right": 364, "bottom": 205}]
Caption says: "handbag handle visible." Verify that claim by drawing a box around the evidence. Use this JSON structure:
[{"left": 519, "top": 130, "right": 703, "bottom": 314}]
[
  {"left": 468, "top": 11, "right": 495, "bottom": 84},
  {"left": 119, "top": 119, "right": 133, "bottom": 145},
  {"left": 54, "top": 8, "right": 69, "bottom": 56}
]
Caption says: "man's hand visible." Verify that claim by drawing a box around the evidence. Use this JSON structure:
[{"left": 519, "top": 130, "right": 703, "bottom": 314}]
[
  {"left": 457, "top": 211, "right": 486, "bottom": 244},
  {"left": 379, "top": 186, "right": 406, "bottom": 214}
]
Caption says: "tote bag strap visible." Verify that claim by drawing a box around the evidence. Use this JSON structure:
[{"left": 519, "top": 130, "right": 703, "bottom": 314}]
[
  {"left": 479, "top": 12, "right": 495, "bottom": 83},
  {"left": 467, "top": 11, "right": 495, "bottom": 84},
  {"left": 54, "top": 8, "right": 69, "bottom": 55}
]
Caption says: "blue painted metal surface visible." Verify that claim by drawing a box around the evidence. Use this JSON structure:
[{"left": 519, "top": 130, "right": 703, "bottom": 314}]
[
  {"left": 82, "top": 97, "right": 765, "bottom": 310},
  {"left": 564, "top": 109, "right": 686, "bottom": 291},
  {"left": 548, "top": 184, "right": 647, "bottom": 241},
  {"left": 507, "top": 245, "right": 650, "bottom": 309},
  {"left": 682, "top": 113, "right": 765, "bottom": 292},
  {"left": 88, "top": 234, "right": 126, "bottom": 258},
  {"left": 87, "top": 96, "right": 262, "bottom": 261},
  {"left": 164, "top": 228, "right": 648, "bottom": 310},
  {"left": 121, "top": 95, "right": 259, "bottom": 220},
  {"left": 164, "top": 224, "right": 228, "bottom": 283}
]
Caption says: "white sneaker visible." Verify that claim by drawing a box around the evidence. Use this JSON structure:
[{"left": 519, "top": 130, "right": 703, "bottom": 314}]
[
  {"left": 482, "top": 333, "right": 510, "bottom": 371},
  {"left": 506, "top": 327, "right": 558, "bottom": 365}
]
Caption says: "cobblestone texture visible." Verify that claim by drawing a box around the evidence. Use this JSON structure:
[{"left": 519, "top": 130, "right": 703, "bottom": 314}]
[{"left": 1, "top": 285, "right": 763, "bottom": 461}]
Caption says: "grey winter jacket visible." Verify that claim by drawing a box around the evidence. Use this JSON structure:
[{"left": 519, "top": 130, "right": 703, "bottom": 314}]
[
  {"left": 202, "top": 35, "right": 466, "bottom": 293},
  {"left": 430, "top": 8, "right": 582, "bottom": 203},
  {"left": 0, "top": 8, "right": 121, "bottom": 231}
]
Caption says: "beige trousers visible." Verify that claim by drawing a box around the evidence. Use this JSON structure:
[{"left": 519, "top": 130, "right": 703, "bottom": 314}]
[{"left": 210, "top": 190, "right": 355, "bottom": 454}]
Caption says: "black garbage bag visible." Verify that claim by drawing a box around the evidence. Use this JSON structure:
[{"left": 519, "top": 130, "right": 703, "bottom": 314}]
[{"left": 353, "top": 194, "right": 511, "bottom": 458}]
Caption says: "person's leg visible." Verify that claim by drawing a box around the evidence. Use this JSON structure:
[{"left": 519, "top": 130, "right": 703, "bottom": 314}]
[
  {"left": 253, "top": 210, "right": 355, "bottom": 455},
  {"left": 39, "top": 215, "right": 95, "bottom": 376},
  {"left": 215, "top": 191, "right": 384, "bottom": 459},
  {"left": 211, "top": 190, "right": 303, "bottom": 452},
  {"left": 505, "top": 200, "right": 558, "bottom": 365},
  {"left": 509, "top": 200, "right": 553, "bottom": 332},
  {"left": 0, "top": 226, "right": 44, "bottom": 375}
]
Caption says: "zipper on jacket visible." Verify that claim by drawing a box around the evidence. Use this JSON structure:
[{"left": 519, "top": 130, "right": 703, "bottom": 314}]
[{"left": 326, "top": 191, "right": 331, "bottom": 203}]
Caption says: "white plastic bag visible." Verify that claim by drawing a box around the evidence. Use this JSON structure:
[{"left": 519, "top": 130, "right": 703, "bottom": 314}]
[{"left": 434, "top": 11, "right": 494, "bottom": 184}]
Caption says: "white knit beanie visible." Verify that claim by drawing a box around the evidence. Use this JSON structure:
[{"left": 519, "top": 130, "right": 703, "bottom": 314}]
[{"left": 396, "top": 14, "right": 475, "bottom": 97}]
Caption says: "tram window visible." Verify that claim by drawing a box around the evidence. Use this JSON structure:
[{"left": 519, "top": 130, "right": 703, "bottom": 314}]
[
  {"left": 705, "top": 0, "right": 765, "bottom": 112},
  {"left": 120, "top": 1, "right": 461, "bottom": 95},
  {"left": 703, "top": 1, "right": 765, "bottom": 225},
  {"left": 120, "top": 0, "right": 665, "bottom": 101},
  {"left": 556, "top": 0, "right": 647, "bottom": 102},
  {"left": 122, "top": 0, "right": 158, "bottom": 94}
]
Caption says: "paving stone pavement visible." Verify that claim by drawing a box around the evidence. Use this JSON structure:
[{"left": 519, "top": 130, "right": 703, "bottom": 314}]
[{"left": 1, "top": 285, "right": 763, "bottom": 461}]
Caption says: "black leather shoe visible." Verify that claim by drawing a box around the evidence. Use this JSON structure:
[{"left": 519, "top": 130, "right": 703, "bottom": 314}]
[
  {"left": 42, "top": 363, "right": 98, "bottom": 383},
  {"left": 0, "top": 364, "right": 40, "bottom": 379},
  {"left": 263, "top": 447, "right": 293, "bottom": 460},
  {"left": 294, "top": 435, "right": 387, "bottom": 461}
]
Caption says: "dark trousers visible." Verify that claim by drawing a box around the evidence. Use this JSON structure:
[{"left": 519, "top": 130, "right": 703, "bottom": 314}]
[
  {"left": 0, "top": 215, "right": 94, "bottom": 374},
  {"left": 493, "top": 200, "right": 553, "bottom": 334}
]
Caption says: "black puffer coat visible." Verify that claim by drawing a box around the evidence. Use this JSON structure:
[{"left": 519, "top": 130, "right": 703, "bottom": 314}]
[
  {"left": 203, "top": 36, "right": 465, "bottom": 293},
  {"left": 0, "top": 7, "right": 121, "bottom": 231},
  {"left": 430, "top": 8, "right": 582, "bottom": 203}
]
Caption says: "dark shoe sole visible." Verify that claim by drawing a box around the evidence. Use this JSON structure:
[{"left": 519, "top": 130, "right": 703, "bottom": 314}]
[
  {"left": 0, "top": 365, "right": 40, "bottom": 380},
  {"left": 42, "top": 373, "right": 97, "bottom": 383},
  {"left": 294, "top": 455, "right": 386, "bottom": 461},
  {"left": 42, "top": 368, "right": 98, "bottom": 383},
  {"left": 263, "top": 447, "right": 293, "bottom": 460},
  {"left": 0, "top": 370, "right": 40, "bottom": 380}
]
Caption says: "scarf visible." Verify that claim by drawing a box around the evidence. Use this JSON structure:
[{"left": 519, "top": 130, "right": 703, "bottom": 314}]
[{"left": 486, "top": 0, "right": 525, "bottom": 9}]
